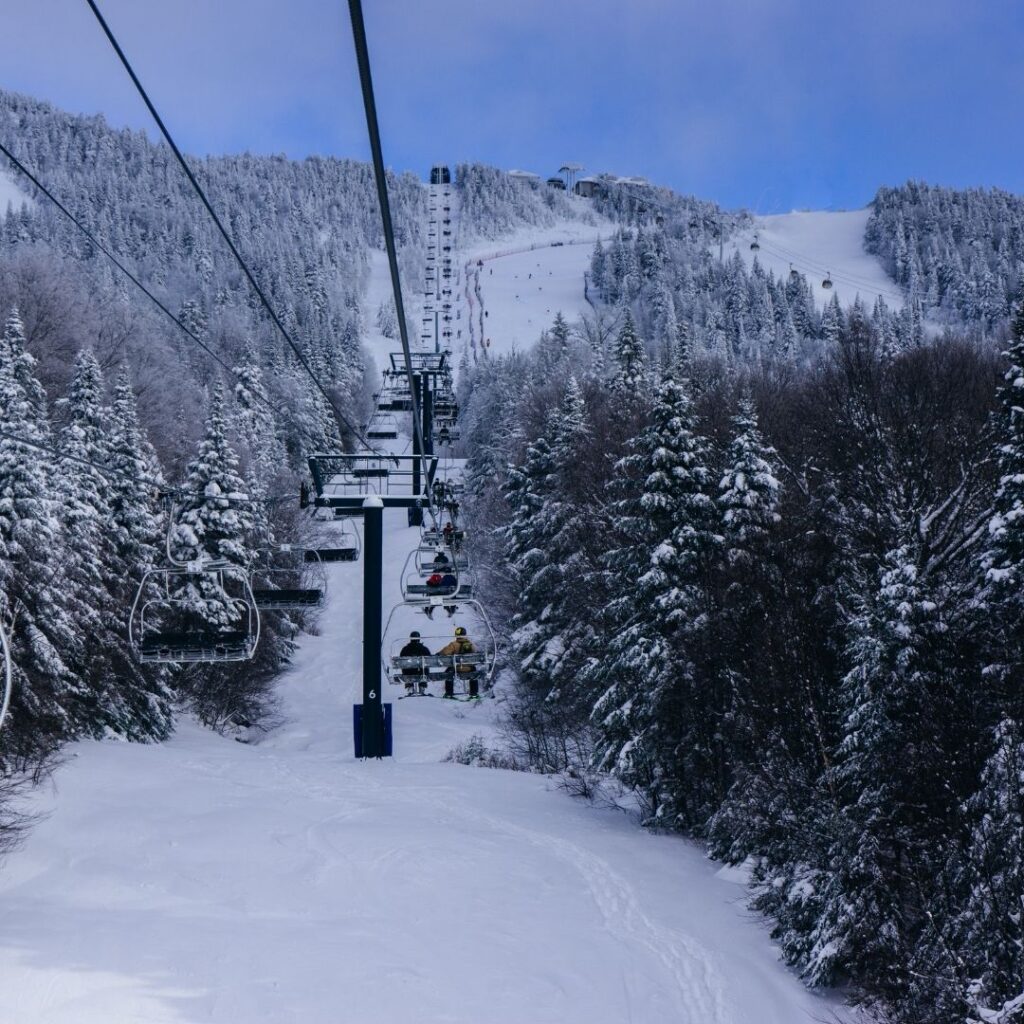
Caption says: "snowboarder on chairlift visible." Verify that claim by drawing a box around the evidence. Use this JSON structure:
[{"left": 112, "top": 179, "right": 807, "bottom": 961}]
[
  {"left": 439, "top": 571, "right": 459, "bottom": 617},
  {"left": 423, "top": 571, "right": 455, "bottom": 618},
  {"left": 438, "top": 626, "right": 479, "bottom": 698},
  {"left": 400, "top": 631, "right": 432, "bottom": 694},
  {"left": 432, "top": 548, "right": 450, "bottom": 571}
]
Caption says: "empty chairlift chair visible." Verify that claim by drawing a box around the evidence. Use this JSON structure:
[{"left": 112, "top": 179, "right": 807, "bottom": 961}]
[
  {"left": 250, "top": 546, "right": 326, "bottom": 611},
  {"left": 129, "top": 563, "right": 261, "bottom": 663},
  {"left": 367, "top": 414, "right": 399, "bottom": 441},
  {"left": 310, "top": 520, "right": 361, "bottom": 563}
]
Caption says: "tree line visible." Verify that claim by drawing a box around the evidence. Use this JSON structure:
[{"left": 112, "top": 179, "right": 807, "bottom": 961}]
[{"left": 459, "top": 301, "right": 1024, "bottom": 1022}]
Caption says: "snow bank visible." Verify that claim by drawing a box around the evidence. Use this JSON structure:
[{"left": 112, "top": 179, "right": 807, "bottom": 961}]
[{"left": 0, "top": 504, "right": 854, "bottom": 1024}]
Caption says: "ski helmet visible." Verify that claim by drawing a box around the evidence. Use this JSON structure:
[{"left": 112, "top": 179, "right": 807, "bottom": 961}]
[
  {"left": 454, "top": 626, "right": 467, "bottom": 637},
  {"left": 410, "top": 631, "right": 421, "bottom": 639}
]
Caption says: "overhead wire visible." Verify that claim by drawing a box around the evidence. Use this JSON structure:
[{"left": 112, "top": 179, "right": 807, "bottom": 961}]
[
  {"left": 0, "top": 426, "right": 295, "bottom": 508},
  {"left": 612, "top": 180, "right": 910, "bottom": 307},
  {"left": 752, "top": 235, "right": 906, "bottom": 299},
  {"left": 0, "top": 140, "right": 302, "bottom": 430},
  {"left": 83, "top": 0, "right": 382, "bottom": 457},
  {"left": 346, "top": 0, "right": 432, "bottom": 492}
]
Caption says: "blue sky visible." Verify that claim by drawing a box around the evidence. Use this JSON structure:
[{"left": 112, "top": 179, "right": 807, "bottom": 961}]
[{"left": 2, "top": 0, "right": 1022, "bottom": 211}]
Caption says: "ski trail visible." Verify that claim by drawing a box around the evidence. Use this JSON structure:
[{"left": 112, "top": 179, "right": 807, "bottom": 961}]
[{"left": 422, "top": 789, "right": 732, "bottom": 1024}]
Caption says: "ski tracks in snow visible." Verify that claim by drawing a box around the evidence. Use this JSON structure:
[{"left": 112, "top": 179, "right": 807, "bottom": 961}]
[{"left": 423, "top": 788, "right": 732, "bottom": 1024}]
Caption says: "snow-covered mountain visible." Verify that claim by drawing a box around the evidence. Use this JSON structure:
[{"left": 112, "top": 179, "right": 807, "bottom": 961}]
[{"left": 2, "top": 86, "right": 1024, "bottom": 1024}]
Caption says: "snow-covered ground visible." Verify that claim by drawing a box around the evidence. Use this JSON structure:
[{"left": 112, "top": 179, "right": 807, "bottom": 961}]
[
  {"left": 466, "top": 227, "right": 603, "bottom": 358},
  {"left": 0, "top": 506, "right": 852, "bottom": 1023},
  {"left": 0, "top": 201, "right": 854, "bottom": 1024},
  {"left": 729, "top": 209, "right": 904, "bottom": 310},
  {"left": 0, "top": 167, "right": 32, "bottom": 214}
]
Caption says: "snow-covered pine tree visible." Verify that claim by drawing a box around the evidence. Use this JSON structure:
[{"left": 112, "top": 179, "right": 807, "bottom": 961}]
[
  {"left": 171, "top": 381, "right": 254, "bottom": 621},
  {"left": 591, "top": 371, "right": 720, "bottom": 823},
  {"left": 611, "top": 308, "right": 647, "bottom": 394},
  {"left": 983, "top": 302, "right": 1024, "bottom": 718},
  {"left": 58, "top": 349, "right": 171, "bottom": 741},
  {"left": 951, "top": 719, "right": 1024, "bottom": 1024},
  {"left": 0, "top": 310, "right": 77, "bottom": 760},
  {"left": 807, "top": 544, "right": 956, "bottom": 995},
  {"left": 719, "top": 394, "right": 781, "bottom": 567}
]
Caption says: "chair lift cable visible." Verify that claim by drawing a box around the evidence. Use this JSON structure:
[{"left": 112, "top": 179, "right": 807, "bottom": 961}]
[
  {"left": 0, "top": 140, "right": 298, "bottom": 430},
  {"left": 0, "top": 426, "right": 291, "bottom": 508},
  {"left": 83, "top": 0, "right": 382, "bottom": 457},
  {"left": 347, "top": 0, "right": 432, "bottom": 491}
]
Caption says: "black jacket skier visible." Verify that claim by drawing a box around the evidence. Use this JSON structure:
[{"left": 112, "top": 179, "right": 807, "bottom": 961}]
[{"left": 400, "top": 634, "right": 431, "bottom": 666}]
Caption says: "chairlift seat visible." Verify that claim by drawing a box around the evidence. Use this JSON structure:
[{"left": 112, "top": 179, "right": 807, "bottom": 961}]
[
  {"left": 253, "top": 588, "right": 324, "bottom": 610},
  {"left": 139, "top": 630, "right": 251, "bottom": 663},
  {"left": 311, "top": 547, "right": 358, "bottom": 563}
]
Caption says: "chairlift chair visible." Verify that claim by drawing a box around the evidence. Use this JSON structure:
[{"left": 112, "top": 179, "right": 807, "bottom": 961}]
[
  {"left": 129, "top": 563, "right": 261, "bottom": 663},
  {"left": 311, "top": 519, "right": 361, "bottom": 562},
  {"left": 750, "top": 234, "right": 760, "bottom": 251},
  {"left": 789, "top": 263, "right": 799, "bottom": 281},
  {"left": 382, "top": 604, "right": 498, "bottom": 694},
  {"left": 411, "top": 545, "right": 469, "bottom": 577},
  {"left": 251, "top": 546, "right": 326, "bottom": 611},
  {"left": 367, "top": 413, "right": 399, "bottom": 441},
  {"left": 822, "top": 271, "right": 833, "bottom": 289}
]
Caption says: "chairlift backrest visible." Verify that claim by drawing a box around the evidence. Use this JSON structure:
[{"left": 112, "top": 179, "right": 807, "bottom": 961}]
[
  {"left": 382, "top": 599, "right": 499, "bottom": 686},
  {"left": 129, "top": 564, "right": 261, "bottom": 664}
]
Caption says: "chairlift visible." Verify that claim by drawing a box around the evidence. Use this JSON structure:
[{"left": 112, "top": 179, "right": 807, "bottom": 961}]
[
  {"left": 382, "top": 605, "right": 498, "bottom": 696},
  {"left": 420, "top": 522, "right": 465, "bottom": 551},
  {"left": 415, "top": 541, "right": 469, "bottom": 571},
  {"left": 789, "top": 263, "right": 799, "bottom": 282},
  {"left": 822, "top": 271, "right": 833, "bottom": 289},
  {"left": 251, "top": 546, "right": 326, "bottom": 611},
  {"left": 0, "top": 617, "right": 12, "bottom": 733},
  {"left": 401, "top": 549, "right": 473, "bottom": 607},
  {"left": 750, "top": 234, "right": 760, "bottom": 251},
  {"left": 129, "top": 563, "right": 260, "bottom": 663},
  {"left": 312, "top": 519, "right": 361, "bottom": 562},
  {"left": 413, "top": 545, "right": 467, "bottom": 576},
  {"left": 367, "top": 413, "right": 399, "bottom": 441}
]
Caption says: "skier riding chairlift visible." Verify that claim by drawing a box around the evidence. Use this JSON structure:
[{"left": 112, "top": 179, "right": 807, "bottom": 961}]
[
  {"left": 438, "top": 626, "right": 479, "bottom": 699},
  {"left": 424, "top": 571, "right": 459, "bottom": 619},
  {"left": 399, "top": 630, "right": 432, "bottom": 694}
]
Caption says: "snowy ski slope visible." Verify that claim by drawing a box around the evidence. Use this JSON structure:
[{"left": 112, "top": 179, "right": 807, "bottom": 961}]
[
  {"left": 0, "top": 200, "right": 855, "bottom": 1024},
  {"left": 729, "top": 209, "right": 903, "bottom": 310},
  {"left": 465, "top": 221, "right": 604, "bottom": 359}
]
